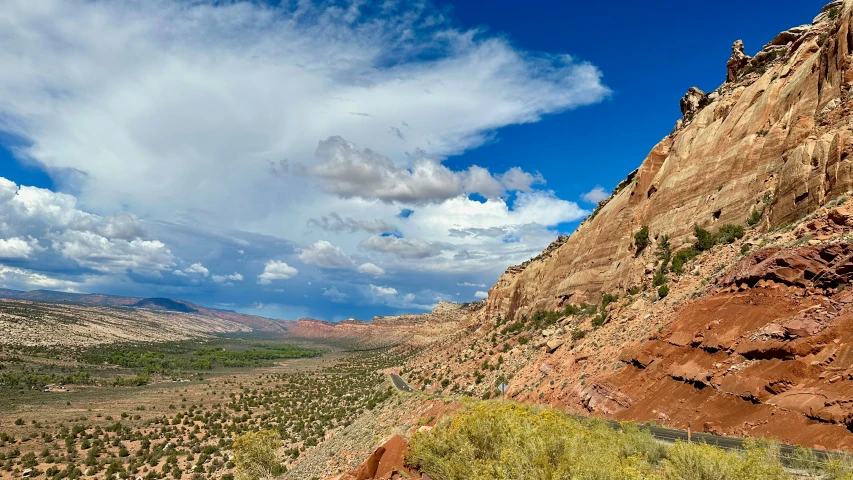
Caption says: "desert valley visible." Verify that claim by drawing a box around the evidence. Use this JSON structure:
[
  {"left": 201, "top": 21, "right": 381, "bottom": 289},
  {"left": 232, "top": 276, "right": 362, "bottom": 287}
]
[{"left": 6, "top": 0, "right": 853, "bottom": 479}]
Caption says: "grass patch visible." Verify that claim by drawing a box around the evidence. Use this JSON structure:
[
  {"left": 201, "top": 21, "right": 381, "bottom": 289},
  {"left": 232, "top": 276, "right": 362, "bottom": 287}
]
[{"left": 407, "top": 401, "right": 793, "bottom": 480}]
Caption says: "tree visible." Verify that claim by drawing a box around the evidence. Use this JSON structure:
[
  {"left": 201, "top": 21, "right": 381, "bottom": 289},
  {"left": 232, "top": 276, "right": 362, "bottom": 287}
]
[
  {"left": 233, "top": 430, "right": 284, "bottom": 480},
  {"left": 634, "top": 226, "right": 650, "bottom": 251}
]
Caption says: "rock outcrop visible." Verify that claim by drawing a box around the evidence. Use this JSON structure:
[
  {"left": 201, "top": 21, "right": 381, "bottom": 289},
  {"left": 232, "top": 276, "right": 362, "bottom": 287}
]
[
  {"left": 726, "top": 40, "right": 752, "bottom": 81},
  {"left": 475, "top": 0, "right": 853, "bottom": 323},
  {"left": 396, "top": 0, "right": 853, "bottom": 453}
]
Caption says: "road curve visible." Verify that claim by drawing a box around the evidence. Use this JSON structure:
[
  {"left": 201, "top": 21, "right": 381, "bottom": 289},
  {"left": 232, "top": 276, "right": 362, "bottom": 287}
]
[{"left": 390, "top": 373, "right": 413, "bottom": 392}]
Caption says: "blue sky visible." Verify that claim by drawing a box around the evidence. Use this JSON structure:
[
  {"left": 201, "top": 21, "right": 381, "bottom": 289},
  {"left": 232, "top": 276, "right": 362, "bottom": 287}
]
[{"left": 0, "top": 0, "right": 823, "bottom": 320}]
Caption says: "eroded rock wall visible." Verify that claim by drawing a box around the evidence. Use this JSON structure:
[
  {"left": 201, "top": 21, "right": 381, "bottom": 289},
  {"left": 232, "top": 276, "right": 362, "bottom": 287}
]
[{"left": 479, "top": 0, "right": 853, "bottom": 323}]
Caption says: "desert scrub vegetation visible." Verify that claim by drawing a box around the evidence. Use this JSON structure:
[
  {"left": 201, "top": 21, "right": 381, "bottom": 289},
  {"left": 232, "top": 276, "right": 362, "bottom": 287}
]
[
  {"left": 634, "top": 225, "right": 651, "bottom": 251},
  {"left": 407, "top": 401, "right": 806, "bottom": 480},
  {"left": 0, "top": 345, "right": 409, "bottom": 479}
]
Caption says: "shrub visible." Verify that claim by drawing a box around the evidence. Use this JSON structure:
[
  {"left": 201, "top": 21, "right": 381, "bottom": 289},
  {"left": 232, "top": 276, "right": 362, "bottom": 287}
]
[
  {"left": 715, "top": 224, "right": 745, "bottom": 244},
  {"left": 601, "top": 293, "right": 618, "bottom": 311},
  {"left": 747, "top": 208, "right": 762, "bottom": 226},
  {"left": 741, "top": 244, "right": 750, "bottom": 255},
  {"left": 232, "top": 430, "right": 284, "bottom": 480},
  {"left": 407, "top": 401, "right": 663, "bottom": 480},
  {"left": 653, "top": 268, "right": 668, "bottom": 287},
  {"left": 671, "top": 247, "right": 698, "bottom": 275},
  {"left": 658, "top": 285, "right": 669, "bottom": 299},
  {"left": 661, "top": 440, "right": 787, "bottom": 480},
  {"left": 634, "top": 226, "right": 651, "bottom": 251},
  {"left": 829, "top": 6, "right": 840, "bottom": 20},
  {"left": 693, "top": 225, "right": 716, "bottom": 251}
]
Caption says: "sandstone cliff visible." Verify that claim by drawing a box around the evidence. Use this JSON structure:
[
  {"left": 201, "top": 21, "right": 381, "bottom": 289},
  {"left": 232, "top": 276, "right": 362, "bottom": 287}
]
[
  {"left": 395, "top": 0, "right": 853, "bottom": 453},
  {"left": 480, "top": 0, "right": 853, "bottom": 321}
]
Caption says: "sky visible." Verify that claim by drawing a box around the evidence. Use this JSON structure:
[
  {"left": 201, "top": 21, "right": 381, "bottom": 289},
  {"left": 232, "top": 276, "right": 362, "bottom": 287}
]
[{"left": 0, "top": 0, "right": 823, "bottom": 321}]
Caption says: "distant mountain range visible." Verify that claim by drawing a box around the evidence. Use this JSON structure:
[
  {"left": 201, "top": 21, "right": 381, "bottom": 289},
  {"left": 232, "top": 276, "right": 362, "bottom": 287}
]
[{"left": 0, "top": 288, "right": 284, "bottom": 332}]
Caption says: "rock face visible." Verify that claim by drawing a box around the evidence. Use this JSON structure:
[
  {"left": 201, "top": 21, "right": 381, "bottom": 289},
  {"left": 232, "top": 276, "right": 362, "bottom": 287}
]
[
  {"left": 395, "top": 0, "right": 853, "bottom": 454},
  {"left": 726, "top": 40, "right": 752, "bottom": 81},
  {"left": 280, "top": 301, "right": 471, "bottom": 347},
  {"left": 476, "top": 0, "right": 853, "bottom": 323}
]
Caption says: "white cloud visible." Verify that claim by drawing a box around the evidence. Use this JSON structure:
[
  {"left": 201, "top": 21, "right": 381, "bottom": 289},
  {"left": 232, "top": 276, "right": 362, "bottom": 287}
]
[
  {"left": 357, "top": 263, "right": 385, "bottom": 276},
  {"left": 0, "top": 237, "right": 36, "bottom": 259},
  {"left": 298, "top": 240, "right": 355, "bottom": 269},
  {"left": 499, "top": 167, "right": 545, "bottom": 191},
  {"left": 360, "top": 235, "right": 443, "bottom": 259},
  {"left": 309, "top": 136, "right": 548, "bottom": 203},
  {"left": 475, "top": 291, "right": 489, "bottom": 299},
  {"left": 185, "top": 263, "right": 210, "bottom": 277},
  {"left": 0, "top": 265, "right": 82, "bottom": 290},
  {"left": 458, "top": 282, "right": 487, "bottom": 288},
  {"left": 0, "top": 178, "right": 175, "bottom": 275},
  {"left": 581, "top": 186, "right": 610, "bottom": 204},
  {"left": 258, "top": 260, "right": 298, "bottom": 284},
  {"left": 370, "top": 284, "right": 398, "bottom": 296},
  {"left": 0, "top": 0, "right": 608, "bottom": 228},
  {"left": 322, "top": 287, "right": 348, "bottom": 303},
  {"left": 53, "top": 231, "right": 174, "bottom": 274},
  {"left": 212, "top": 272, "right": 244, "bottom": 283}
]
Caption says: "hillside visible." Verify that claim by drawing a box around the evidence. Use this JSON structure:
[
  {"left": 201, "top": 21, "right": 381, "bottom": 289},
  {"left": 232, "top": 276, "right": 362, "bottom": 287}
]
[
  {"left": 0, "top": 288, "right": 285, "bottom": 332},
  {"left": 388, "top": 0, "right": 853, "bottom": 454},
  {"left": 0, "top": 298, "right": 253, "bottom": 347}
]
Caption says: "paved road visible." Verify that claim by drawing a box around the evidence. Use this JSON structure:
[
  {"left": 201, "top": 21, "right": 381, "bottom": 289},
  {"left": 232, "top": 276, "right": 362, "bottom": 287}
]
[
  {"left": 389, "top": 373, "right": 413, "bottom": 392},
  {"left": 387, "top": 374, "right": 848, "bottom": 464}
]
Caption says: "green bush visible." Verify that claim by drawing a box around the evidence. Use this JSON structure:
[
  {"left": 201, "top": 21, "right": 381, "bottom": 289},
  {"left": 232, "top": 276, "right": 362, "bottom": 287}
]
[
  {"left": 671, "top": 247, "right": 699, "bottom": 275},
  {"left": 693, "top": 225, "right": 716, "bottom": 251},
  {"left": 233, "top": 430, "right": 284, "bottom": 480},
  {"left": 715, "top": 224, "right": 745, "bottom": 245},
  {"left": 407, "top": 401, "right": 664, "bottom": 480},
  {"left": 407, "top": 401, "right": 795, "bottom": 480},
  {"left": 634, "top": 226, "right": 651, "bottom": 251},
  {"left": 747, "top": 208, "right": 762, "bottom": 226},
  {"left": 658, "top": 285, "right": 669, "bottom": 299}
]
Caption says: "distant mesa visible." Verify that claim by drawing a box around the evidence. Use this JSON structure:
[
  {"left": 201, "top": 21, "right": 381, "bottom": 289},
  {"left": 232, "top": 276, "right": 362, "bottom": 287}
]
[{"left": 132, "top": 297, "right": 198, "bottom": 313}]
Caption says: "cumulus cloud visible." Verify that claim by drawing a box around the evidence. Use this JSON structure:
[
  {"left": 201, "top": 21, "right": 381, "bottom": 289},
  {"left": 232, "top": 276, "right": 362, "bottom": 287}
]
[
  {"left": 185, "top": 263, "right": 210, "bottom": 277},
  {"left": 212, "top": 272, "right": 244, "bottom": 283},
  {"left": 499, "top": 167, "right": 545, "bottom": 191},
  {"left": 309, "top": 136, "right": 550, "bottom": 204},
  {"left": 475, "top": 291, "right": 489, "bottom": 299},
  {"left": 322, "top": 287, "right": 348, "bottom": 303},
  {"left": 458, "top": 282, "right": 487, "bottom": 288},
  {"left": 370, "top": 284, "right": 398, "bottom": 296},
  {"left": 0, "top": 265, "right": 82, "bottom": 290},
  {"left": 258, "top": 261, "right": 298, "bottom": 284},
  {"left": 307, "top": 213, "right": 393, "bottom": 234},
  {"left": 298, "top": 240, "right": 355, "bottom": 269},
  {"left": 360, "top": 235, "right": 443, "bottom": 259},
  {"left": 357, "top": 263, "right": 385, "bottom": 276},
  {"left": 581, "top": 186, "right": 610, "bottom": 204},
  {"left": 0, "top": 177, "right": 175, "bottom": 275},
  {"left": 53, "top": 231, "right": 174, "bottom": 274},
  {"left": 0, "top": 237, "right": 37, "bottom": 259}
]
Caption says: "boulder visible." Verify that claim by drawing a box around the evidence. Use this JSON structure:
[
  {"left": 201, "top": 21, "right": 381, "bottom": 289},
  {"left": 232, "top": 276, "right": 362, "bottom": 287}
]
[
  {"left": 546, "top": 338, "right": 564, "bottom": 354},
  {"left": 353, "top": 446, "right": 385, "bottom": 480}
]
